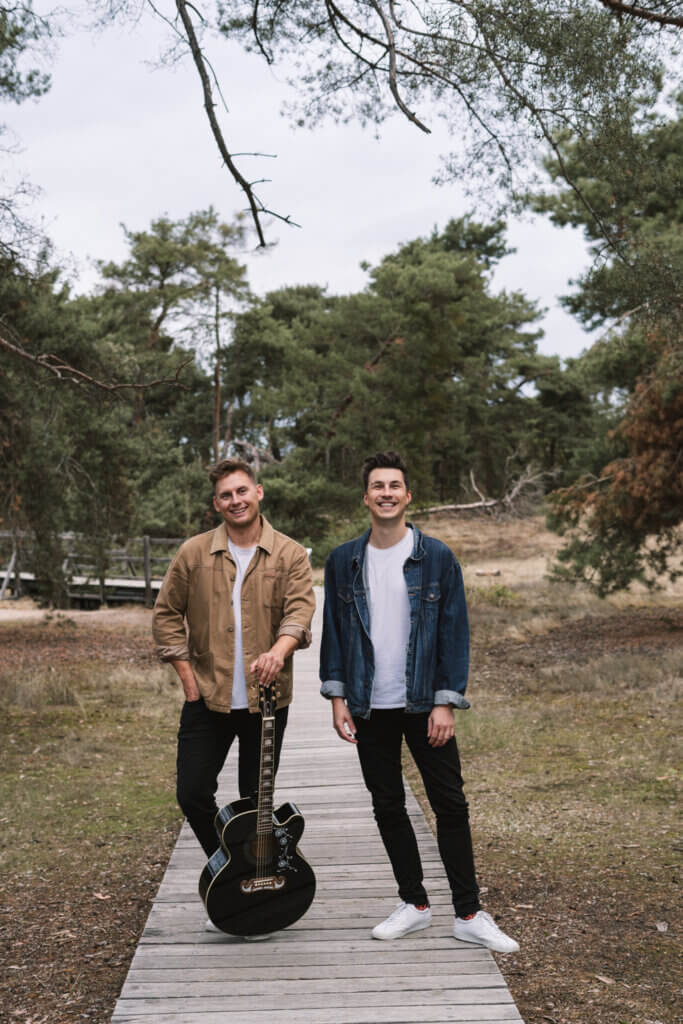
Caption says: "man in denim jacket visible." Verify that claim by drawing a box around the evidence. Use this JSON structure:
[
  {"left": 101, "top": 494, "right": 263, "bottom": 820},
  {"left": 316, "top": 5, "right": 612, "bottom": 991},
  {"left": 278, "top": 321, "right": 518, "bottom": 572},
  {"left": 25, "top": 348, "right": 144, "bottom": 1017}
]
[{"left": 320, "top": 451, "right": 518, "bottom": 952}]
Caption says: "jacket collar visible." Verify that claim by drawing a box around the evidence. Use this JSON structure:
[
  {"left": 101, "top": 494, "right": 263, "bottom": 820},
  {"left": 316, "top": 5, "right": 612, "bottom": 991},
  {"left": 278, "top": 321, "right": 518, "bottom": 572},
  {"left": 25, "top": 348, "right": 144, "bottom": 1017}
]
[
  {"left": 209, "top": 515, "right": 274, "bottom": 555},
  {"left": 350, "top": 522, "right": 424, "bottom": 569}
]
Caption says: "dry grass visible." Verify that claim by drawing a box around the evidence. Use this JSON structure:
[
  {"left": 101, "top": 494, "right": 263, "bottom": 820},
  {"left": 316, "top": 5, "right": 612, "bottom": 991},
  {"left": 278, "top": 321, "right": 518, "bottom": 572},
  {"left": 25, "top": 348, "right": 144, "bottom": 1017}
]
[
  {"left": 0, "top": 629, "right": 184, "bottom": 1024},
  {"left": 0, "top": 668, "right": 82, "bottom": 709},
  {"left": 1, "top": 513, "right": 681, "bottom": 1024},
  {"left": 402, "top": 512, "right": 682, "bottom": 1024},
  {"left": 534, "top": 648, "right": 683, "bottom": 695}
]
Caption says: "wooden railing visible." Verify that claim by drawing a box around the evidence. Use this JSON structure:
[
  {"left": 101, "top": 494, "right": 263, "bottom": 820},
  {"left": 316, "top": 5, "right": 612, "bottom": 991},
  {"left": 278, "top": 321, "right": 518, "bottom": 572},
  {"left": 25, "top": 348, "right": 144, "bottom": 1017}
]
[{"left": 0, "top": 532, "right": 184, "bottom": 608}]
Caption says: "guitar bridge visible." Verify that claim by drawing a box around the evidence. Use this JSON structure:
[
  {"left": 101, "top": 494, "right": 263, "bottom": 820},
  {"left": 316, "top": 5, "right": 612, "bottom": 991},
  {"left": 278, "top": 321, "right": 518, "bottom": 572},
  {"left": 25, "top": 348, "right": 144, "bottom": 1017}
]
[{"left": 240, "top": 875, "right": 286, "bottom": 894}]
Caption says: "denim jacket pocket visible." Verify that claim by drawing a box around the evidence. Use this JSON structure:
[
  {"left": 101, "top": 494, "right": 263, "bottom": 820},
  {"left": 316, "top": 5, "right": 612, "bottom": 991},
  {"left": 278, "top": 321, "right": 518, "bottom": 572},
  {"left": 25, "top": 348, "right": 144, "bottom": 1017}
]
[{"left": 422, "top": 582, "right": 441, "bottom": 612}]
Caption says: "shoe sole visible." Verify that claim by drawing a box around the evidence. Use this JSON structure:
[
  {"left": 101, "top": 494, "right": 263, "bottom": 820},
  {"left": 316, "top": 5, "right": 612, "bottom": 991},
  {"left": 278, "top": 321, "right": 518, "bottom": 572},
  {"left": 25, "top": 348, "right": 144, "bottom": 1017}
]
[
  {"left": 372, "top": 918, "right": 432, "bottom": 940},
  {"left": 453, "top": 931, "right": 519, "bottom": 953}
]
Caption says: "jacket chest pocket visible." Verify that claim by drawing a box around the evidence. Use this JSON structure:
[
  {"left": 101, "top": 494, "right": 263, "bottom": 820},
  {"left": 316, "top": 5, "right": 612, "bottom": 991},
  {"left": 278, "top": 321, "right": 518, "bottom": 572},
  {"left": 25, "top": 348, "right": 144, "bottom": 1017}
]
[
  {"left": 261, "top": 569, "right": 286, "bottom": 608},
  {"left": 336, "top": 586, "right": 355, "bottom": 628},
  {"left": 421, "top": 582, "right": 441, "bottom": 618}
]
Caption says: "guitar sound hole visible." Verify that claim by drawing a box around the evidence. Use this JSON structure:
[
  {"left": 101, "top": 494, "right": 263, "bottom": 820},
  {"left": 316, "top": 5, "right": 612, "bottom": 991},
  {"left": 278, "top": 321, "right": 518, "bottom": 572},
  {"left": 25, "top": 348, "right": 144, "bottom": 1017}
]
[{"left": 247, "top": 836, "right": 276, "bottom": 863}]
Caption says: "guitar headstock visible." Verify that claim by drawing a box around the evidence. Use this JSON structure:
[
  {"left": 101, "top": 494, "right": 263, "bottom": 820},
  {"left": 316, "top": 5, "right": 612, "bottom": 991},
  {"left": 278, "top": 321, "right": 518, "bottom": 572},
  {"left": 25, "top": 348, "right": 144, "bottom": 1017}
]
[{"left": 259, "top": 680, "right": 278, "bottom": 717}]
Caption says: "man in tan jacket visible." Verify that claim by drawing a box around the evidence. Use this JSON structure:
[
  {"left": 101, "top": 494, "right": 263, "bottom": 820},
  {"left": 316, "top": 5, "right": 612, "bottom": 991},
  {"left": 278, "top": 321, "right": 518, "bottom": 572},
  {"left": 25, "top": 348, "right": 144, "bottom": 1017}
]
[{"left": 153, "top": 458, "right": 315, "bottom": 859}]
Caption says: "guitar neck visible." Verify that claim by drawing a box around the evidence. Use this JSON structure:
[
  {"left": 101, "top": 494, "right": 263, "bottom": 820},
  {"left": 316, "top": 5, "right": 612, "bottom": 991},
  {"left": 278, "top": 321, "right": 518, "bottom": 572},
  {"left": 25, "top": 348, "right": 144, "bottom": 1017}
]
[{"left": 256, "top": 714, "right": 275, "bottom": 837}]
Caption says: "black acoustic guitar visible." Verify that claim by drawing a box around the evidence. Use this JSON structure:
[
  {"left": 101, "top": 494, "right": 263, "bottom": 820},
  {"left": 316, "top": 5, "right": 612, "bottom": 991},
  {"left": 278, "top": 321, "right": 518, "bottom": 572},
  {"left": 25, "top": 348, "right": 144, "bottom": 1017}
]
[{"left": 198, "top": 681, "right": 316, "bottom": 936}]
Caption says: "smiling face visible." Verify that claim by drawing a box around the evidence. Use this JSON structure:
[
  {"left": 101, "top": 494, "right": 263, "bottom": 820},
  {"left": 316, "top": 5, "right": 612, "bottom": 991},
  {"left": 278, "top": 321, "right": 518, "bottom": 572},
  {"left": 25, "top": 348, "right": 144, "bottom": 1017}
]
[
  {"left": 213, "top": 470, "right": 264, "bottom": 534},
  {"left": 363, "top": 466, "right": 412, "bottom": 525}
]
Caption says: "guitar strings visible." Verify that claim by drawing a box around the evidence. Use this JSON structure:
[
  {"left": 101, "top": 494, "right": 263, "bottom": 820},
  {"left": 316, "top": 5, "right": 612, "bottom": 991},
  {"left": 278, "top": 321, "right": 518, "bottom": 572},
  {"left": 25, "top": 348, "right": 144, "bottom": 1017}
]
[{"left": 255, "top": 713, "right": 275, "bottom": 880}]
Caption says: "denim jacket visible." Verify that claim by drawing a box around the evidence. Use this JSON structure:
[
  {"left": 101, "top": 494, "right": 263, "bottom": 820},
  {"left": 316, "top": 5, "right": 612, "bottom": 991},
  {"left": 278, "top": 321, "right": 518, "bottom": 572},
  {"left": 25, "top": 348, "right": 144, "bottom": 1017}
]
[{"left": 319, "top": 524, "right": 470, "bottom": 718}]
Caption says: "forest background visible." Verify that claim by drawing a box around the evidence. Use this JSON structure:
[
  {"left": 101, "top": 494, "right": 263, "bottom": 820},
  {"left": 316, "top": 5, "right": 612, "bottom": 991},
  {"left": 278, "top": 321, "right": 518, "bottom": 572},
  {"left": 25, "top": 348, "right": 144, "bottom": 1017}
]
[{"left": 1, "top": 1, "right": 682, "bottom": 601}]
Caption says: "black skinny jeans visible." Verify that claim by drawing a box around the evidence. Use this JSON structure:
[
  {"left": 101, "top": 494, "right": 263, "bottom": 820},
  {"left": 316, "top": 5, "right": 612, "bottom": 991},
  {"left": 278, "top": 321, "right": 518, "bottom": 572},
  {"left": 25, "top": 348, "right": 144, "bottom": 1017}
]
[
  {"left": 176, "top": 698, "right": 289, "bottom": 857},
  {"left": 355, "top": 708, "right": 481, "bottom": 918}
]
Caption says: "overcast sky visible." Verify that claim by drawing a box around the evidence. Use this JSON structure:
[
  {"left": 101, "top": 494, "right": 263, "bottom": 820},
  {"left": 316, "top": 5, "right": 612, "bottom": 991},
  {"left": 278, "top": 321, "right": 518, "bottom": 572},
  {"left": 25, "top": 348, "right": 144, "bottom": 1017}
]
[{"left": 4, "top": 4, "right": 598, "bottom": 360}]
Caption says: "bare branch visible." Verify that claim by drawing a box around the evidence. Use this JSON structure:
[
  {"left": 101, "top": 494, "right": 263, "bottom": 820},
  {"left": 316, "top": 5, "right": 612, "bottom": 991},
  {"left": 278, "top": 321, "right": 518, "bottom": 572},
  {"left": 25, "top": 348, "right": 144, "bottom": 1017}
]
[
  {"left": 501, "top": 465, "right": 549, "bottom": 510},
  {"left": 417, "top": 464, "right": 551, "bottom": 516},
  {"left": 416, "top": 498, "right": 499, "bottom": 514},
  {"left": 0, "top": 330, "right": 192, "bottom": 392},
  {"left": 175, "top": 0, "right": 300, "bottom": 245},
  {"left": 469, "top": 469, "right": 488, "bottom": 504},
  {"left": 598, "top": 0, "right": 683, "bottom": 27}
]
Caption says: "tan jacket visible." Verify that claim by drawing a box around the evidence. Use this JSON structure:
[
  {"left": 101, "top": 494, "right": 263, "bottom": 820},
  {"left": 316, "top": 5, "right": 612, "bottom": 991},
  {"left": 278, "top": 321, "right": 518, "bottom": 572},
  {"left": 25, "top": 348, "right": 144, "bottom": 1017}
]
[{"left": 152, "top": 517, "right": 315, "bottom": 713}]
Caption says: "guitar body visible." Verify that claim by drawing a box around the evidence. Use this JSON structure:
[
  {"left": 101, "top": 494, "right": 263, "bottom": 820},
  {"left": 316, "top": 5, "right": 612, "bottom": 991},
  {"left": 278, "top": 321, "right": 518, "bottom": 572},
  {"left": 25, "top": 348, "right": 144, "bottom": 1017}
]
[{"left": 199, "top": 798, "right": 316, "bottom": 936}]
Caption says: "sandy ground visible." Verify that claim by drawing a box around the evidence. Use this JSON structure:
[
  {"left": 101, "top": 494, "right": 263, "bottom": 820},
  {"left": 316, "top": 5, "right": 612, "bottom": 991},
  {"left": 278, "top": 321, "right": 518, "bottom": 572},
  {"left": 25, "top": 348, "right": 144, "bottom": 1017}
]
[{"left": 0, "top": 598, "right": 152, "bottom": 626}]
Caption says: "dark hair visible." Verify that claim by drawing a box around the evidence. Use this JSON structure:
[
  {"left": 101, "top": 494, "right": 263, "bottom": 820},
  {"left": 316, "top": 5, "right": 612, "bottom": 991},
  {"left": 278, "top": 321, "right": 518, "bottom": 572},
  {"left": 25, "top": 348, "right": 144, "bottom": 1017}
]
[
  {"left": 209, "top": 458, "right": 256, "bottom": 488},
  {"left": 361, "top": 451, "right": 409, "bottom": 492}
]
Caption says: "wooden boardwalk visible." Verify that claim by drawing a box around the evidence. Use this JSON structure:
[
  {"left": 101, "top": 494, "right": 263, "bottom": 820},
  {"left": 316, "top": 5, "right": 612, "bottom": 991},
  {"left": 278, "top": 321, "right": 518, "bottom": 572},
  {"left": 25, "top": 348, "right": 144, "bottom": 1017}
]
[{"left": 112, "top": 596, "right": 523, "bottom": 1024}]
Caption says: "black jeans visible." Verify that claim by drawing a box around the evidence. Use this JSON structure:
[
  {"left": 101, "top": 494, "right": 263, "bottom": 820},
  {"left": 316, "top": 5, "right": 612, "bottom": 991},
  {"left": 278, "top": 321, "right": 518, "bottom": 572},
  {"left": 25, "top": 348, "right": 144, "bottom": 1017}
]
[
  {"left": 355, "top": 708, "right": 481, "bottom": 917},
  {"left": 176, "top": 698, "right": 289, "bottom": 857}
]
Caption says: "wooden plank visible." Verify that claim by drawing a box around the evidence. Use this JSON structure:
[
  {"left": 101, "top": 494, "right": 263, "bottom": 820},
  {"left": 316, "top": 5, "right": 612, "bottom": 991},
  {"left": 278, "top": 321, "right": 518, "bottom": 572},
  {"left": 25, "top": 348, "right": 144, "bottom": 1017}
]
[
  {"left": 112, "top": 1004, "right": 522, "bottom": 1023},
  {"left": 112, "top": 591, "right": 524, "bottom": 1023},
  {"left": 127, "top": 943, "right": 494, "bottom": 965},
  {"left": 142, "top": 901, "right": 456, "bottom": 924},
  {"left": 115, "top": 989, "right": 518, "bottom": 1010},
  {"left": 124, "top": 962, "right": 501, "bottom": 981},
  {"left": 123, "top": 976, "right": 508, "bottom": 998}
]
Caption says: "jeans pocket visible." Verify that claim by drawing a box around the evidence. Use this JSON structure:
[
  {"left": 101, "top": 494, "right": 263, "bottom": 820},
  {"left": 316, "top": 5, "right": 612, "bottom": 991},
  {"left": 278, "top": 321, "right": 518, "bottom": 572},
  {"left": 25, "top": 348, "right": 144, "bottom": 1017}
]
[{"left": 181, "top": 696, "right": 206, "bottom": 720}]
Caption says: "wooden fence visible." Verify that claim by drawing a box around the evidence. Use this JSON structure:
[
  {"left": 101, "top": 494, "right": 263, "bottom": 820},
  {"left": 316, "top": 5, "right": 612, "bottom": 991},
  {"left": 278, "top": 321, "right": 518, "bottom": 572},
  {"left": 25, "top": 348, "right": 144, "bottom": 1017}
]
[{"left": 0, "top": 531, "right": 183, "bottom": 607}]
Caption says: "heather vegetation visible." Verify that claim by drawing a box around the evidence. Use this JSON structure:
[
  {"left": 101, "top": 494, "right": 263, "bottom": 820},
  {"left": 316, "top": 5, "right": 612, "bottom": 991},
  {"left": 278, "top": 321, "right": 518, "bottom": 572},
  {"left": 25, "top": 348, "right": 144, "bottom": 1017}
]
[{"left": 1, "top": 517, "right": 680, "bottom": 1024}]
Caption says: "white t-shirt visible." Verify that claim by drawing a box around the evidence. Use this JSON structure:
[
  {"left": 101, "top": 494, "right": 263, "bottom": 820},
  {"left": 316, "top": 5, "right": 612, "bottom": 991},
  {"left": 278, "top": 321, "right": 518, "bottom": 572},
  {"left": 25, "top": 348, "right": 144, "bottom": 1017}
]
[
  {"left": 228, "top": 539, "right": 257, "bottom": 710},
  {"left": 366, "top": 529, "right": 414, "bottom": 709}
]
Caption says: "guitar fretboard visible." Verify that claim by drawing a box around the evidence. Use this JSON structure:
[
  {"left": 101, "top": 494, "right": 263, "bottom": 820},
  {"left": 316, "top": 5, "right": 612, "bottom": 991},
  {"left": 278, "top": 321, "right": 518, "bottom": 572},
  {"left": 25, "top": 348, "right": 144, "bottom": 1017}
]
[{"left": 256, "top": 715, "right": 275, "bottom": 838}]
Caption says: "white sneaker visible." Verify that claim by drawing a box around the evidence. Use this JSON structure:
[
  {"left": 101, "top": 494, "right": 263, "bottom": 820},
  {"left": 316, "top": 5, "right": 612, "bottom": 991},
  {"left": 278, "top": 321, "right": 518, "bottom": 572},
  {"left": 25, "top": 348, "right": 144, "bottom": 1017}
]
[
  {"left": 372, "top": 901, "right": 432, "bottom": 940},
  {"left": 453, "top": 910, "right": 519, "bottom": 953}
]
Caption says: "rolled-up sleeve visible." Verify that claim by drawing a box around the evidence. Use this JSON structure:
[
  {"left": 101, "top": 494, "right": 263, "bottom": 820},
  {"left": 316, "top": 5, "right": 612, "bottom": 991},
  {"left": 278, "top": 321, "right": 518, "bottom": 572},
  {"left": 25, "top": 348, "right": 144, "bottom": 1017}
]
[
  {"left": 435, "top": 555, "right": 470, "bottom": 704},
  {"left": 152, "top": 552, "right": 191, "bottom": 662},
  {"left": 319, "top": 555, "right": 347, "bottom": 700},
  {"left": 277, "top": 546, "right": 315, "bottom": 649}
]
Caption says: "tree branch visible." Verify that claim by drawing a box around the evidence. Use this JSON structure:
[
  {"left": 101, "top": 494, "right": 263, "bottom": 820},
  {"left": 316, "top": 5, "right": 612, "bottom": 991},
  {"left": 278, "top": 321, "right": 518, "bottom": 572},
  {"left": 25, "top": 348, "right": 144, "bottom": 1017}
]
[
  {"left": 175, "top": 0, "right": 300, "bottom": 246},
  {"left": 325, "top": 334, "right": 403, "bottom": 441},
  {"left": 368, "top": 0, "right": 430, "bottom": 133},
  {"left": 477, "top": 25, "right": 633, "bottom": 267},
  {"left": 320, "top": 0, "right": 512, "bottom": 172},
  {"left": 0, "top": 330, "right": 192, "bottom": 392},
  {"left": 469, "top": 469, "right": 488, "bottom": 504},
  {"left": 417, "top": 464, "right": 551, "bottom": 515},
  {"left": 598, "top": 0, "right": 683, "bottom": 27},
  {"left": 416, "top": 498, "right": 499, "bottom": 514}
]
